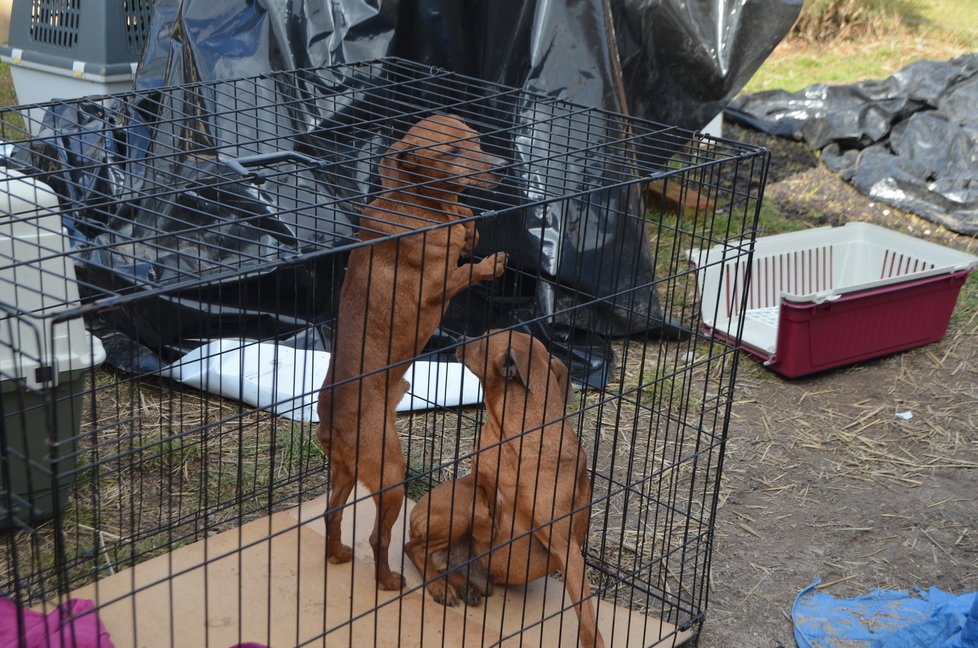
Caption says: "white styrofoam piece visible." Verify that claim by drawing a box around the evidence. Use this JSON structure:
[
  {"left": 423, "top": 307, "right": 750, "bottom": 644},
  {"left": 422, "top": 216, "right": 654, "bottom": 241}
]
[
  {"left": 691, "top": 222, "right": 978, "bottom": 357},
  {"left": 163, "top": 339, "right": 484, "bottom": 421},
  {"left": 0, "top": 169, "right": 105, "bottom": 387}
]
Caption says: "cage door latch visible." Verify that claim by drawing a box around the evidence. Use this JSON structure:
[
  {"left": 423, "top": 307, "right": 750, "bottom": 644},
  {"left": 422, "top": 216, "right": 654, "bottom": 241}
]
[{"left": 30, "top": 358, "right": 60, "bottom": 390}]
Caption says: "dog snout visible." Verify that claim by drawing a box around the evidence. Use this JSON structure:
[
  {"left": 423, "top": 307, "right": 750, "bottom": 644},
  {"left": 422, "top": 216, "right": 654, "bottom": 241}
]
[
  {"left": 470, "top": 153, "right": 504, "bottom": 188},
  {"left": 482, "top": 153, "right": 505, "bottom": 169}
]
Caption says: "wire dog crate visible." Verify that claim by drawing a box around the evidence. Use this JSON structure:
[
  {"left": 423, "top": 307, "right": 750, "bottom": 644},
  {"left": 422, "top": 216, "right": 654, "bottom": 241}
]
[{"left": 0, "top": 58, "right": 768, "bottom": 647}]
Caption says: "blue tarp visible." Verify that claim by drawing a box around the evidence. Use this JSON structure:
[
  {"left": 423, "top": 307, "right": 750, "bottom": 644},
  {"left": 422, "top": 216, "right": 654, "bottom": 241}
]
[{"left": 793, "top": 580, "right": 978, "bottom": 648}]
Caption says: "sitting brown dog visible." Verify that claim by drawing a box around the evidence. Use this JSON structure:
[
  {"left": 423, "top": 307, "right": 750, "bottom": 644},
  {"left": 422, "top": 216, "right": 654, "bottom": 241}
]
[
  {"left": 405, "top": 331, "right": 606, "bottom": 648},
  {"left": 317, "top": 115, "right": 507, "bottom": 590}
]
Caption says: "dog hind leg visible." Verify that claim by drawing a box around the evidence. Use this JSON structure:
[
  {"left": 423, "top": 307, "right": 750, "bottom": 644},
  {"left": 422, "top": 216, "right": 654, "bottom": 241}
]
[
  {"left": 324, "top": 459, "right": 356, "bottom": 564},
  {"left": 362, "top": 416, "right": 407, "bottom": 590},
  {"left": 406, "top": 475, "right": 493, "bottom": 606}
]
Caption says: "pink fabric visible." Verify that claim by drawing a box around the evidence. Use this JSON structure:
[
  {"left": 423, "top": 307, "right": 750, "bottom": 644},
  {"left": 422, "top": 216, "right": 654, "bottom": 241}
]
[{"left": 0, "top": 597, "right": 114, "bottom": 648}]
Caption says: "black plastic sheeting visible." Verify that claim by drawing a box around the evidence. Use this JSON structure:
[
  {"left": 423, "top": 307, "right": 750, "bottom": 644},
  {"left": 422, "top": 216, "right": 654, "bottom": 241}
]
[
  {"left": 24, "top": 1, "right": 799, "bottom": 387},
  {"left": 137, "top": 0, "right": 801, "bottom": 130},
  {"left": 726, "top": 53, "right": 978, "bottom": 236}
]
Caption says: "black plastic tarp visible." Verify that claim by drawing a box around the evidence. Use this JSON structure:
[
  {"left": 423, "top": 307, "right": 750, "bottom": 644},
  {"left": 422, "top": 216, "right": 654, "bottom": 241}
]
[
  {"left": 137, "top": 0, "right": 802, "bottom": 130},
  {"left": 15, "top": 0, "right": 800, "bottom": 386},
  {"left": 726, "top": 53, "right": 978, "bottom": 236}
]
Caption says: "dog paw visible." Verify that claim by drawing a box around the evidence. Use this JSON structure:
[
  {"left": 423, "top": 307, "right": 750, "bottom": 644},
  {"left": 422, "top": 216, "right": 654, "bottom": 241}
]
[
  {"left": 326, "top": 543, "right": 353, "bottom": 564},
  {"left": 473, "top": 251, "right": 507, "bottom": 280},
  {"left": 491, "top": 252, "right": 509, "bottom": 276},
  {"left": 473, "top": 576, "right": 493, "bottom": 598},
  {"left": 459, "top": 585, "right": 484, "bottom": 607},
  {"left": 464, "top": 564, "right": 493, "bottom": 597},
  {"left": 429, "top": 549, "right": 449, "bottom": 571},
  {"left": 429, "top": 582, "right": 460, "bottom": 607},
  {"left": 378, "top": 570, "right": 405, "bottom": 591}
]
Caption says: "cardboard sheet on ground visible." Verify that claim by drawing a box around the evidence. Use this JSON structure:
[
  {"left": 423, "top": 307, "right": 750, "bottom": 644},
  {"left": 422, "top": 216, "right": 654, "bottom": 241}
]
[
  {"left": 163, "top": 339, "right": 484, "bottom": 420},
  {"left": 793, "top": 580, "right": 978, "bottom": 648},
  {"left": 70, "top": 488, "right": 694, "bottom": 647}
]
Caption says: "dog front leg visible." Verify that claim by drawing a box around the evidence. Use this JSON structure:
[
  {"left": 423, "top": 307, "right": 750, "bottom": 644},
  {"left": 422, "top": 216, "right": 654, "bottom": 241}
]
[
  {"left": 461, "top": 220, "right": 480, "bottom": 257},
  {"left": 404, "top": 537, "right": 461, "bottom": 607},
  {"left": 533, "top": 521, "right": 604, "bottom": 648},
  {"left": 453, "top": 483, "right": 495, "bottom": 602},
  {"left": 446, "top": 252, "right": 508, "bottom": 298}
]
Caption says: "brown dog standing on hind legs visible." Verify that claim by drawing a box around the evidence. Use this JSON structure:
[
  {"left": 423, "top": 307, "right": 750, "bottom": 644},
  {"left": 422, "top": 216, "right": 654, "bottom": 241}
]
[
  {"left": 317, "top": 115, "right": 507, "bottom": 590},
  {"left": 405, "top": 330, "right": 606, "bottom": 648}
]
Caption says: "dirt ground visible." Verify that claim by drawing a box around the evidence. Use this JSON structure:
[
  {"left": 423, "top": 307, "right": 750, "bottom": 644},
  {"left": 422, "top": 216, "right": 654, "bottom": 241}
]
[{"left": 696, "top": 124, "right": 978, "bottom": 647}]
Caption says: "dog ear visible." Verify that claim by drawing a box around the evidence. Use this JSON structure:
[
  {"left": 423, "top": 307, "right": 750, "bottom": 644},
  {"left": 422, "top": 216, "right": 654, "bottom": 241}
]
[
  {"left": 388, "top": 138, "right": 412, "bottom": 165},
  {"left": 549, "top": 355, "right": 575, "bottom": 404},
  {"left": 378, "top": 139, "right": 411, "bottom": 188},
  {"left": 500, "top": 347, "right": 532, "bottom": 392}
]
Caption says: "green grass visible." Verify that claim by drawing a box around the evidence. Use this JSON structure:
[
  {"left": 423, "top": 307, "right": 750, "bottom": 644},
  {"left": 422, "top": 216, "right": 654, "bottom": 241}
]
[
  {"left": 0, "top": 62, "right": 12, "bottom": 106},
  {"left": 743, "top": 0, "right": 978, "bottom": 94},
  {"left": 743, "top": 46, "right": 909, "bottom": 93},
  {"left": 0, "top": 61, "right": 27, "bottom": 137},
  {"left": 754, "top": 201, "right": 806, "bottom": 237},
  {"left": 910, "top": 0, "right": 978, "bottom": 34},
  {"left": 0, "top": 61, "right": 15, "bottom": 107},
  {"left": 404, "top": 475, "right": 430, "bottom": 501}
]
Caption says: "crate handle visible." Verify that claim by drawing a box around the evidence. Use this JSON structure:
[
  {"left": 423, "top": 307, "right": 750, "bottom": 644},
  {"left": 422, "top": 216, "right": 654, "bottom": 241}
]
[
  {"left": 811, "top": 292, "right": 841, "bottom": 305},
  {"left": 222, "top": 151, "right": 327, "bottom": 185}
]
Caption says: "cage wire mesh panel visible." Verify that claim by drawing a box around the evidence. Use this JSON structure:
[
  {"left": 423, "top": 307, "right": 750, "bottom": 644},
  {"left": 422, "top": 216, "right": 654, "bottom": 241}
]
[{"left": 0, "top": 58, "right": 768, "bottom": 647}]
